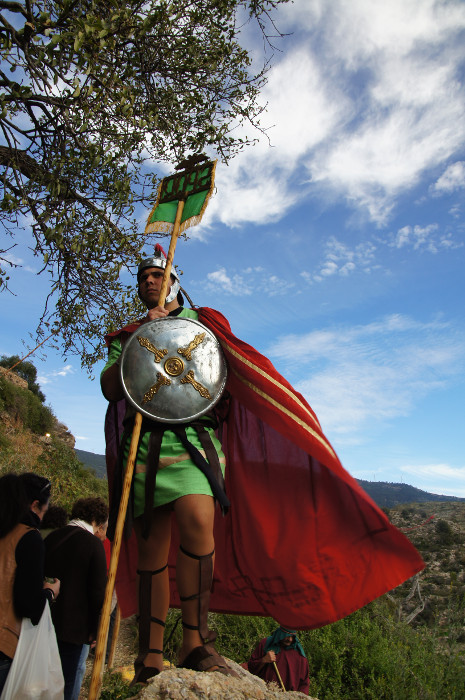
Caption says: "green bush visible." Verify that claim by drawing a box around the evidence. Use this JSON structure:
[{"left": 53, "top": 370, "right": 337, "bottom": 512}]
[
  {"left": 34, "top": 437, "right": 108, "bottom": 511},
  {"left": 0, "top": 377, "right": 55, "bottom": 434},
  {"left": 99, "top": 671, "right": 135, "bottom": 700},
  {"left": 206, "top": 599, "right": 465, "bottom": 699},
  {"left": 0, "top": 355, "right": 46, "bottom": 402},
  {"left": 436, "top": 519, "right": 454, "bottom": 546},
  {"left": 0, "top": 436, "right": 107, "bottom": 512},
  {"left": 0, "top": 424, "right": 10, "bottom": 451}
]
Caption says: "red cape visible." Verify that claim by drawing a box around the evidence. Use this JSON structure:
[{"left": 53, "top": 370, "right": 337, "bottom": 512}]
[{"left": 104, "top": 308, "right": 424, "bottom": 629}]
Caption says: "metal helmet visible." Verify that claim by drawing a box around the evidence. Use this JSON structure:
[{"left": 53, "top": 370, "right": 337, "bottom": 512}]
[{"left": 137, "top": 244, "right": 180, "bottom": 304}]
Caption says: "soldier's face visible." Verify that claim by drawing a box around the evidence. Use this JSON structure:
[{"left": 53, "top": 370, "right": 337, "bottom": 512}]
[{"left": 138, "top": 267, "right": 172, "bottom": 308}]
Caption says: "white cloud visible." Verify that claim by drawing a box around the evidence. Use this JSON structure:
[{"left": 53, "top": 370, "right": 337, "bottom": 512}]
[
  {"left": 208, "top": 0, "right": 465, "bottom": 228},
  {"left": 2, "top": 252, "right": 37, "bottom": 274},
  {"left": 301, "top": 237, "right": 378, "bottom": 283},
  {"left": 206, "top": 45, "right": 347, "bottom": 229},
  {"left": 205, "top": 267, "right": 254, "bottom": 296},
  {"left": 389, "top": 224, "right": 463, "bottom": 253},
  {"left": 38, "top": 365, "right": 74, "bottom": 386},
  {"left": 204, "top": 266, "right": 294, "bottom": 296},
  {"left": 433, "top": 161, "right": 465, "bottom": 193},
  {"left": 266, "top": 314, "right": 465, "bottom": 440},
  {"left": 401, "top": 463, "right": 465, "bottom": 497},
  {"left": 392, "top": 224, "right": 438, "bottom": 250},
  {"left": 403, "top": 462, "right": 465, "bottom": 481}
]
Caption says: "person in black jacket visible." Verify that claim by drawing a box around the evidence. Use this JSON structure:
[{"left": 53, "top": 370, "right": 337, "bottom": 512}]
[
  {"left": 0, "top": 473, "right": 60, "bottom": 694},
  {"left": 44, "top": 497, "right": 108, "bottom": 700}
]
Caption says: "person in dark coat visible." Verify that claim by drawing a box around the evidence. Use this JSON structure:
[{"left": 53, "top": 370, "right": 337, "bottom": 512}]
[
  {"left": 44, "top": 497, "right": 108, "bottom": 700},
  {"left": 247, "top": 626, "right": 310, "bottom": 695}
]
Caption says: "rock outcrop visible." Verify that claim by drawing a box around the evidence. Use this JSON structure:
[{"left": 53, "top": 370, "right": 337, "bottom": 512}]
[
  {"left": 0, "top": 367, "right": 76, "bottom": 447},
  {"left": 134, "top": 662, "right": 316, "bottom": 700},
  {"left": 0, "top": 365, "right": 28, "bottom": 390}
]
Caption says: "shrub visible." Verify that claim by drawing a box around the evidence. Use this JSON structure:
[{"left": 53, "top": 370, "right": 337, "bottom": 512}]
[
  {"left": 436, "top": 519, "right": 454, "bottom": 546},
  {"left": 34, "top": 437, "right": 108, "bottom": 511},
  {"left": 0, "top": 376, "right": 55, "bottom": 434},
  {"left": 0, "top": 355, "right": 46, "bottom": 402},
  {"left": 201, "top": 599, "right": 465, "bottom": 699}
]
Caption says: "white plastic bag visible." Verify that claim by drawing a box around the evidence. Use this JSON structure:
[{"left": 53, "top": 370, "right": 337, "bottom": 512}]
[{"left": 0, "top": 601, "right": 64, "bottom": 700}]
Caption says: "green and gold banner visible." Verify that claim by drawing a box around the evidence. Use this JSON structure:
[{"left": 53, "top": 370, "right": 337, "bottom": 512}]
[{"left": 145, "top": 159, "right": 217, "bottom": 235}]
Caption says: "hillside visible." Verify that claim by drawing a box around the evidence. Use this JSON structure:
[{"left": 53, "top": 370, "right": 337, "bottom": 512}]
[
  {"left": 75, "top": 448, "right": 107, "bottom": 478},
  {"left": 0, "top": 369, "right": 107, "bottom": 510},
  {"left": 358, "top": 478, "right": 465, "bottom": 508}
]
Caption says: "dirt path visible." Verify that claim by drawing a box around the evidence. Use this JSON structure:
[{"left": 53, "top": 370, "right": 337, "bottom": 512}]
[{"left": 79, "top": 614, "right": 137, "bottom": 698}]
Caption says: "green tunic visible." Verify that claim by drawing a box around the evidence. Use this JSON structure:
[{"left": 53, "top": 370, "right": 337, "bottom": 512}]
[{"left": 101, "top": 308, "right": 226, "bottom": 517}]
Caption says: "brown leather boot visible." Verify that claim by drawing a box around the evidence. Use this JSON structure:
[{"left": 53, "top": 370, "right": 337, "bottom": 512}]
[
  {"left": 130, "top": 566, "right": 166, "bottom": 686},
  {"left": 178, "top": 547, "right": 238, "bottom": 678}
]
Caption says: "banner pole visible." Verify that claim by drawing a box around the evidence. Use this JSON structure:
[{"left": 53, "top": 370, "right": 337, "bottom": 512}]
[
  {"left": 158, "top": 200, "right": 185, "bottom": 306},
  {"left": 106, "top": 605, "right": 121, "bottom": 669},
  {"left": 88, "top": 411, "right": 142, "bottom": 699}
]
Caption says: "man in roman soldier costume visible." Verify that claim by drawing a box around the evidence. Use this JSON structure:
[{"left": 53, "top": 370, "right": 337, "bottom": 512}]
[
  {"left": 101, "top": 245, "right": 233, "bottom": 682},
  {"left": 101, "top": 245, "right": 424, "bottom": 686}
]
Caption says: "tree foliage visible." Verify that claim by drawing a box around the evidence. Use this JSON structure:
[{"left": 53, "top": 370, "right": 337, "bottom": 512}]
[{"left": 0, "top": 0, "right": 285, "bottom": 369}]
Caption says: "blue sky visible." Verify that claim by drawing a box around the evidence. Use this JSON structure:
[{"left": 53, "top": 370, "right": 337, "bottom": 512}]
[{"left": 2, "top": 0, "right": 465, "bottom": 496}]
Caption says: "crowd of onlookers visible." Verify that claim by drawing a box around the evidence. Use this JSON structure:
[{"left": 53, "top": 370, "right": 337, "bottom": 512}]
[
  {"left": 0, "top": 472, "right": 110, "bottom": 700},
  {"left": 0, "top": 472, "right": 310, "bottom": 698}
]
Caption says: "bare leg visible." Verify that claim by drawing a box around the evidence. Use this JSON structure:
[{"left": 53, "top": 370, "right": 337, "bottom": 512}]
[
  {"left": 174, "top": 494, "right": 215, "bottom": 663},
  {"left": 133, "top": 505, "right": 172, "bottom": 678}
]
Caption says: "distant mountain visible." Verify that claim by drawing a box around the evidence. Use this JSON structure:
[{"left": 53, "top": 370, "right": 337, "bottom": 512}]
[
  {"left": 74, "top": 449, "right": 465, "bottom": 508},
  {"left": 75, "top": 448, "right": 106, "bottom": 478},
  {"left": 357, "top": 479, "right": 465, "bottom": 509}
]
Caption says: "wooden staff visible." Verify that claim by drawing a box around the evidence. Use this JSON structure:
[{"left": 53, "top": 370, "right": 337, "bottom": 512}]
[
  {"left": 273, "top": 661, "right": 286, "bottom": 692},
  {"left": 88, "top": 200, "right": 185, "bottom": 699},
  {"left": 88, "top": 411, "right": 142, "bottom": 699},
  {"left": 106, "top": 605, "right": 121, "bottom": 669}
]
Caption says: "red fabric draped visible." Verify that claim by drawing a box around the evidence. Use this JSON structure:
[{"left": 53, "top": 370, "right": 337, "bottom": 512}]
[{"left": 104, "top": 308, "right": 424, "bottom": 629}]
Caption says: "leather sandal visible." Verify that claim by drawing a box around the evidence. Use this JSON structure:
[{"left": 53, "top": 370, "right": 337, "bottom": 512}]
[
  {"left": 177, "top": 547, "right": 239, "bottom": 678},
  {"left": 180, "top": 643, "right": 239, "bottom": 677}
]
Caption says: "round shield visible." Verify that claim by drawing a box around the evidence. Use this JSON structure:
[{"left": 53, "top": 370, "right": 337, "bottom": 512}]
[{"left": 120, "top": 316, "right": 228, "bottom": 423}]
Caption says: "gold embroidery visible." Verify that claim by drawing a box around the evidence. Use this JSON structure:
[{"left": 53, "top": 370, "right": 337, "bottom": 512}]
[
  {"left": 220, "top": 341, "right": 322, "bottom": 430},
  {"left": 230, "top": 366, "right": 337, "bottom": 460}
]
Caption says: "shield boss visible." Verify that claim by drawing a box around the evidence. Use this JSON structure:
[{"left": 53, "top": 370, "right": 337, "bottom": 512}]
[{"left": 120, "top": 317, "right": 228, "bottom": 423}]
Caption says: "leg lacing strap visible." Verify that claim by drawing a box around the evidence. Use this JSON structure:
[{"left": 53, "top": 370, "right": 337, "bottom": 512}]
[
  {"left": 179, "top": 546, "right": 215, "bottom": 561},
  {"left": 136, "top": 566, "right": 168, "bottom": 656},
  {"left": 136, "top": 564, "right": 168, "bottom": 576},
  {"left": 146, "top": 616, "right": 165, "bottom": 653},
  {"left": 179, "top": 546, "right": 215, "bottom": 643},
  {"left": 136, "top": 565, "right": 168, "bottom": 622}
]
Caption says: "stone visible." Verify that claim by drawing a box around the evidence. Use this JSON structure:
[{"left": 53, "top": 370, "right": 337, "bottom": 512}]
[{"left": 134, "top": 661, "right": 316, "bottom": 700}]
